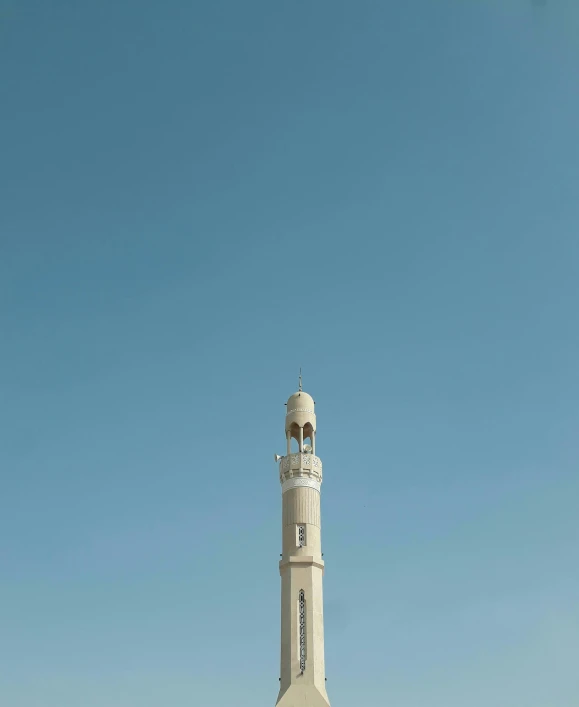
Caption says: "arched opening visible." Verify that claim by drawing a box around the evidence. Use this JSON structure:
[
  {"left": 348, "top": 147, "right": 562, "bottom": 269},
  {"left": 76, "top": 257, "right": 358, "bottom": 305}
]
[
  {"left": 303, "top": 423, "right": 314, "bottom": 454},
  {"left": 289, "top": 422, "right": 301, "bottom": 452}
]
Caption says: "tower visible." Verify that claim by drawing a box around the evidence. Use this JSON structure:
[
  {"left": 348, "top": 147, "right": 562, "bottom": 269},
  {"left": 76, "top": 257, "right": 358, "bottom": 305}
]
[{"left": 275, "top": 380, "right": 331, "bottom": 707}]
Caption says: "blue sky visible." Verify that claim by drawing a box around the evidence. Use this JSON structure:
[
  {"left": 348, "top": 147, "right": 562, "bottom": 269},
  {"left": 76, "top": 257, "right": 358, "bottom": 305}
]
[{"left": 1, "top": 1, "right": 578, "bottom": 705}]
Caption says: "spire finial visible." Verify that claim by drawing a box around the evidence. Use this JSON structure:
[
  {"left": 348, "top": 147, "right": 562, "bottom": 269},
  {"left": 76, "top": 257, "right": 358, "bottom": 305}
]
[{"left": 298, "top": 367, "right": 302, "bottom": 391}]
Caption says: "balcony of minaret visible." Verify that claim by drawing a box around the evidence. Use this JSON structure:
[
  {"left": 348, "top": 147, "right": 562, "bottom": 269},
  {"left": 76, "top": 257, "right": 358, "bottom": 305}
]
[{"left": 279, "top": 452, "right": 322, "bottom": 485}]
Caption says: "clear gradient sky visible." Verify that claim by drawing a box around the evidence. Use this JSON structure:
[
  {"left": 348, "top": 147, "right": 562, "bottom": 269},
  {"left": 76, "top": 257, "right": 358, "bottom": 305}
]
[{"left": 1, "top": 2, "right": 578, "bottom": 706}]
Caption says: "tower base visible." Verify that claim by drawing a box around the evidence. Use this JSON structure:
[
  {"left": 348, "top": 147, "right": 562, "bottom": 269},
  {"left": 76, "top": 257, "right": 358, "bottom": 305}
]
[{"left": 276, "top": 685, "right": 331, "bottom": 707}]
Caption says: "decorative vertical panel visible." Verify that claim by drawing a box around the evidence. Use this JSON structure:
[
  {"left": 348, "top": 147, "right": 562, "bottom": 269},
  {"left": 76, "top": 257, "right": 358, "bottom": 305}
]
[{"left": 298, "top": 589, "right": 306, "bottom": 671}]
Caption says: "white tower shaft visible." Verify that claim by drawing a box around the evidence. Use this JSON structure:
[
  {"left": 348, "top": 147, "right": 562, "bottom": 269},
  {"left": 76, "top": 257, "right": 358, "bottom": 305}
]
[{"left": 275, "top": 389, "right": 331, "bottom": 707}]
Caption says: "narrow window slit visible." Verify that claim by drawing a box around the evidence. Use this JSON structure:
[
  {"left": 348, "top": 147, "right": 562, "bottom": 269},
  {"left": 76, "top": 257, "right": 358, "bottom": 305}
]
[{"left": 299, "top": 589, "right": 306, "bottom": 671}]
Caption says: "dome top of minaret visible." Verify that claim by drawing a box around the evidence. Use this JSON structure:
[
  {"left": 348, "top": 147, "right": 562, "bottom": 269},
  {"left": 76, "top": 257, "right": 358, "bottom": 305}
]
[
  {"left": 286, "top": 389, "right": 315, "bottom": 412},
  {"left": 285, "top": 369, "right": 315, "bottom": 412},
  {"left": 285, "top": 370, "right": 316, "bottom": 433}
]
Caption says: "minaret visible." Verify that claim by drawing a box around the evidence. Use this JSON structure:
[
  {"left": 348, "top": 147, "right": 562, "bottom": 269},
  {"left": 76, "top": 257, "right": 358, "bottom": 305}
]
[{"left": 275, "top": 377, "right": 331, "bottom": 707}]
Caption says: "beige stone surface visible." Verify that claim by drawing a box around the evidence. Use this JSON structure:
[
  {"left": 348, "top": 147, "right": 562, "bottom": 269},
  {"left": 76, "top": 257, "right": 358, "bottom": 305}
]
[{"left": 275, "top": 389, "right": 331, "bottom": 707}]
